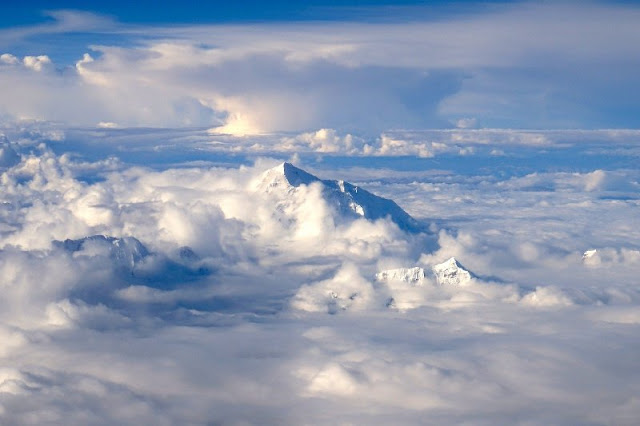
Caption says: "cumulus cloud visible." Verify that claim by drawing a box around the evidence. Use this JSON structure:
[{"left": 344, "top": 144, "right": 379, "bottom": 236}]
[
  {"left": 1, "top": 3, "right": 640, "bottom": 130},
  {"left": 291, "top": 262, "right": 377, "bottom": 313},
  {"left": 0, "top": 130, "right": 639, "bottom": 424},
  {"left": 0, "top": 53, "right": 53, "bottom": 72},
  {"left": 454, "top": 117, "right": 478, "bottom": 129},
  {"left": 193, "top": 127, "right": 640, "bottom": 158},
  {"left": 22, "top": 55, "right": 52, "bottom": 72},
  {"left": 277, "top": 128, "right": 366, "bottom": 154},
  {"left": 0, "top": 53, "right": 19, "bottom": 65}
]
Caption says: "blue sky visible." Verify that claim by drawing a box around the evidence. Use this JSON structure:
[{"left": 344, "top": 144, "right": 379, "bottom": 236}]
[
  {"left": 0, "top": 1, "right": 513, "bottom": 26},
  {"left": 1, "top": 1, "right": 639, "bottom": 131}
]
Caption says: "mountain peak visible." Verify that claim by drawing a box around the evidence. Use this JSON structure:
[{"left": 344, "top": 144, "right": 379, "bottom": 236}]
[
  {"left": 281, "top": 162, "right": 319, "bottom": 187},
  {"left": 256, "top": 162, "right": 319, "bottom": 193},
  {"left": 432, "top": 257, "right": 472, "bottom": 286},
  {"left": 255, "top": 162, "right": 423, "bottom": 233},
  {"left": 376, "top": 257, "right": 474, "bottom": 289}
]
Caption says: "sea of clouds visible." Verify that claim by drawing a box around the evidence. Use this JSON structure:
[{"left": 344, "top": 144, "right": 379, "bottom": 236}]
[
  {"left": 0, "top": 123, "right": 639, "bottom": 425},
  {"left": 1, "top": 2, "right": 640, "bottom": 423}
]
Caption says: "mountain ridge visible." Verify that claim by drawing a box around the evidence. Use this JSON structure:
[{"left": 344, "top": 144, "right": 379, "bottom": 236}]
[
  {"left": 258, "top": 162, "right": 423, "bottom": 232},
  {"left": 376, "top": 257, "right": 474, "bottom": 287}
]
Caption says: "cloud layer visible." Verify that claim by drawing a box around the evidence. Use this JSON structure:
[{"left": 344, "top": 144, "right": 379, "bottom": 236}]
[
  {"left": 1, "top": 125, "right": 639, "bottom": 424},
  {"left": 1, "top": 2, "right": 640, "bottom": 132}
]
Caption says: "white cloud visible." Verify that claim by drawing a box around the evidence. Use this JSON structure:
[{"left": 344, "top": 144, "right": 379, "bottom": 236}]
[
  {"left": 0, "top": 53, "right": 19, "bottom": 65},
  {"left": 291, "top": 262, "right": 377, "bottom": 313},
  {"left": 0, "top": 92, "right": 639, "bottom": 425},
  {"left": 455, "top": 117, "right": 477, "bottom": 129},
  {"left": 97, "top": 121, "right": 119, "bottom": 128},
  {"left": 520, "top": 286, "right": 574, "bottom": 308},
  {"left": 279, "top": 128, "right": 364, "bottom": 154},
  {"left": 1, "top": 3, "right": 640, "bottom": 131},
  {"left": 22, "top": 55, "right": 52, "bottom": 72}
]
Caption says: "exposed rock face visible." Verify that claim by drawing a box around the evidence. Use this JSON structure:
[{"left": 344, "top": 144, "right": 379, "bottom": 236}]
[{"left": 54, "top": 235, "right": 149, "bottom": 269}]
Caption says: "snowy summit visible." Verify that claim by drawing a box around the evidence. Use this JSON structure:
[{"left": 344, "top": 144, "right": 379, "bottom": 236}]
[
  {"left": 256, "top": 162, "right": 422, "bottom": 232},
  {"left": 376, "top": 257, "right": 474, "bottom": 287},
  {"left": 431, "top": 257, "right": 473, "bottom": 286}
]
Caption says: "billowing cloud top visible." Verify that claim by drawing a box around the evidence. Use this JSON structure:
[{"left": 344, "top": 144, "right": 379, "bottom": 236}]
[
  {"left": 1, "top": 124, "right": 640, "bottom": 423},
  {"left": 1, "top": 2, "right": 640, "bottom": 132}
]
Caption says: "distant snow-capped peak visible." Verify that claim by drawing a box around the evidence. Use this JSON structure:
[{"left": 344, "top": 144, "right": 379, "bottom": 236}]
[
  {"left": 375, "top": 267, "right": 426, "bottom": 285},
  {"left": 582, "top": 248, "right": 600, "bottom": 266},
  {"left": 256, "top": 162, "right": 422, "bottom": 232},
  {"left": 376, "top": 257, "right": 473, "bottom": 287},
  {"left": 256, "top": 162, "right": 319, "bottom": 194},
  {"left": 431, "top": 257, "right": 472, "bottom": 286}
]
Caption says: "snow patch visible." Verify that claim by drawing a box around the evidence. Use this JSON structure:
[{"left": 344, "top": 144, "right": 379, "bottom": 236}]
[{"left": 375, "top": 267, "right": 426, "bottom": 285}]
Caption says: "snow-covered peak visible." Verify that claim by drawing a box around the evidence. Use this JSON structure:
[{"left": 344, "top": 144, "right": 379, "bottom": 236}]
[
  {"left": 282, "top": 162, "right": 319, "bottom": 187},
  {"left": 582, "top": 249, "right": 600, "bottom": 266},
  {"left": 256, "top": 162, "right": 319, "bottom": 193},
  {"left": 376, "top": 267, "right": 426, "bottom": 285},
  {"left": 376, "top": 258, "right": 473, "bottom": 288},
  {"left": 432, "top": 257, "right": 472, "bottom": 286},
  {"left": 255, "top": 162, "right": 422, "bottom": 232}
]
